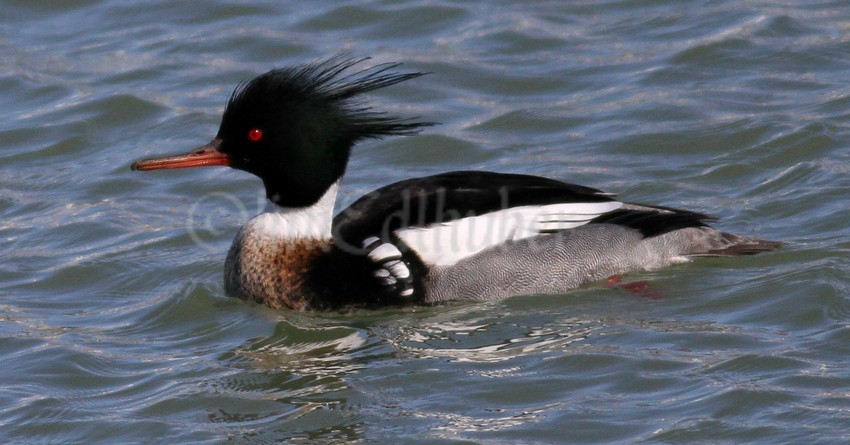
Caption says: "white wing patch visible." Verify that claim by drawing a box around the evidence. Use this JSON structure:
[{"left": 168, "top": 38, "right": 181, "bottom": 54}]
[
  {"left": 362, "top": 236, "right": 415, "bottom": 297},
  {"left": 396, "top": 201, "right": 623, "bottom": 266}
]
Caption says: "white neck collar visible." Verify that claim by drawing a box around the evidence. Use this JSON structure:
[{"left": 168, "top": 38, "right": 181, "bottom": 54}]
[{"left": 250, "top": 182, "right": 339, "bottom": 240}]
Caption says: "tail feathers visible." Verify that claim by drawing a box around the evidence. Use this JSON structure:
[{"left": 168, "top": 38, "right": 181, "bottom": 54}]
[{"left": 690, "top": 232, "right": 784, "bottom": 257}]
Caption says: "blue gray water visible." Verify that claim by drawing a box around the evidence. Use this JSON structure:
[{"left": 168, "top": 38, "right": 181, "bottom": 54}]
[{"left": 2, "top": 1, "right": 850, "bottom": 443}]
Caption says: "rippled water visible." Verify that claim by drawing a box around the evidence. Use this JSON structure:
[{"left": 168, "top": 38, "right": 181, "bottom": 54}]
[{"left": 3, "top": 0, "right": 850, "bottom": 443}]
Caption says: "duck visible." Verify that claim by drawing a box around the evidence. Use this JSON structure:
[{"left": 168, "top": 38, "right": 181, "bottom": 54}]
[{"left": 131, "top": 57, "right": 781, "bottom": 311}]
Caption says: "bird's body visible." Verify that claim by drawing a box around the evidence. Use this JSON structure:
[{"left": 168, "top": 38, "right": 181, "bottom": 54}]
[{"left": 132, "top": 57, "right": 781, "bottom": 311}]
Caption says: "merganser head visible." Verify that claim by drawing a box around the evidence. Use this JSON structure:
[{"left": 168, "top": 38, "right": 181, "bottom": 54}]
[{"left": 131, "top": 57, "right": 431, "bottom": 207}]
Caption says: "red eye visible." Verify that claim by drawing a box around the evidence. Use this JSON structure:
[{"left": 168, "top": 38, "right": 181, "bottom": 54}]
[{"left": 247, "top": 128, "right": 263, "bottom": 142}]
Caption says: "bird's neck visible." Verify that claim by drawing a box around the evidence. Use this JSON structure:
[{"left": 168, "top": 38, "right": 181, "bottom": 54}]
[
  {"left": 223, "top": 183, "right": 339, "bottom": 310},
  {"left": 252, "top": 181, "right": 339, "bottom": 240}
]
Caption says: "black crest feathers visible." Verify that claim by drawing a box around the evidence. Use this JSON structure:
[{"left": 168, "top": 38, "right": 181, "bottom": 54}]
[{"left": 222, "top": 56, "right": 433, "bottom": 141}]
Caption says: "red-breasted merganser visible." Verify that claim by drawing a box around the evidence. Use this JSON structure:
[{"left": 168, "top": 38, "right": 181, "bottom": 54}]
[{"left": 132, "top": 57, "right": 781, "bottom": 311}]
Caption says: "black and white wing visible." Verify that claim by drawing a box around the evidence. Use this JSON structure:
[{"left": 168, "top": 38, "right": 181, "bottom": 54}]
[
  {"left": 329, "top": 171, "right": 772, "bottom": 303},
  {"left": 331, "top": 171, "right": 634, "bottom": 295}
]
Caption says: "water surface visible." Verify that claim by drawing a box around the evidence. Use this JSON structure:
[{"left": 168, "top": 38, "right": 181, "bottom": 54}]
[{"left": 2, "top": 1, "right": 850, "bottom": 443}]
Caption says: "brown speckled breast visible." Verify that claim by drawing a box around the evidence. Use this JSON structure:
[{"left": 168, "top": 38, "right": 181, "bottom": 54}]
[{"left": 224, "top": 226, "right": 332, "bottom": 311}]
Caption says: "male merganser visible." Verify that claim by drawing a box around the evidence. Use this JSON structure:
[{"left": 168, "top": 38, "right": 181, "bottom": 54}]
[{"left": 132, "top": 57, "right": 781, "bottom": 311}]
